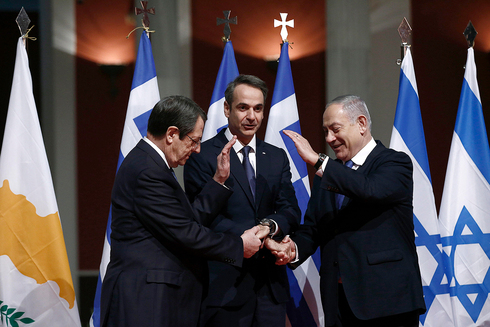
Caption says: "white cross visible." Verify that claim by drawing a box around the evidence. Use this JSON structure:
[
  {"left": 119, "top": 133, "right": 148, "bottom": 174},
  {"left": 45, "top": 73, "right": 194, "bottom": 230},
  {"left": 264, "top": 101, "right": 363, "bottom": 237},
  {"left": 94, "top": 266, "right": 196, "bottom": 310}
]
[{"left": 274, "top": 13, "right": 294, "bottom": 42}]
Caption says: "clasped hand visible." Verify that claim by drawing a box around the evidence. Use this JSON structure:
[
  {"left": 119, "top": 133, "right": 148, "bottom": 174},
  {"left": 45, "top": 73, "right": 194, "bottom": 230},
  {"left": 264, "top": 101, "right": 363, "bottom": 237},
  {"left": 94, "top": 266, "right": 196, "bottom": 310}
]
[{"left": 264, "top": 236, "right": 296, "bottom": 265}]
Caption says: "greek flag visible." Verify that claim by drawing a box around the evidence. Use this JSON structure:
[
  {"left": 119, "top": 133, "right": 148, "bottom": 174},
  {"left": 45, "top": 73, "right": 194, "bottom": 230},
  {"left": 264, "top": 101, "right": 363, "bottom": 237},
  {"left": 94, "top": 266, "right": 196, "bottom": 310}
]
[
  {"left": 439, "top": 47, "right": 490, "bottom": 327},
  {"left": 389, "top": 47, "right": 453, "bottom": 326},
  {"left": 90, "top": 32, "right": 160, "bottom": 327},
  {"left": 264, "top": 42, "right": 323, "bottom": 327},
  {"left": 202, "top": 40, "right": 239, "bottom": 141}
]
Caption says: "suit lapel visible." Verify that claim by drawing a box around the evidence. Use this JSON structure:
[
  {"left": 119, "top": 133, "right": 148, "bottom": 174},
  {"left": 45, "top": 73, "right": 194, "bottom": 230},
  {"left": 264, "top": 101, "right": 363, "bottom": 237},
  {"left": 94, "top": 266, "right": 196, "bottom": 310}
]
[
  {"left": 138, "top": 139, "right": 196, "bottom": 219},
  {"left": 341, "top": 141, "right": 385, "bottom": 208}
]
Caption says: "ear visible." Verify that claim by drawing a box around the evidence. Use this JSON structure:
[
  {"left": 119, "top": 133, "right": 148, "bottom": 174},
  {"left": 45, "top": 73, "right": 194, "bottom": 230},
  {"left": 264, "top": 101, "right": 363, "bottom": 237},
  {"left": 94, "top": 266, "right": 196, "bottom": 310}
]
[
  {"left": 224, "top": 101, "right": 230, "bottom": 118},
  {"left": 166, "top": 126, "right": 179, "bottom": 144},
  {"left": 357, "top": 115, "right": 368, "bottom": 135}
]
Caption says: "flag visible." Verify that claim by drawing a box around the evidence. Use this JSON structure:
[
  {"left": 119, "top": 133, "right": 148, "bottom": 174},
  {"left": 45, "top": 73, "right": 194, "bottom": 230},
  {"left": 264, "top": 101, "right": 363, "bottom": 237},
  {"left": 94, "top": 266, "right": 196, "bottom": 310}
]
[
  {"left": 264, "top": 42, "right": 323, "bottom": 327},
  {"left": 90, "top": 32, "right": 160, "bottom": 327},
  {"left": 439, "top": 47, "right": 490, "bottom": 326},
  {"left": 0, "top": 37, "right": 81, "bottom": 327},
  {"left": 389, "top": 47, "right": 453, "bottom": 326},
  {"left": 202, "top": 40, "right": 239, "bottom": 141}
]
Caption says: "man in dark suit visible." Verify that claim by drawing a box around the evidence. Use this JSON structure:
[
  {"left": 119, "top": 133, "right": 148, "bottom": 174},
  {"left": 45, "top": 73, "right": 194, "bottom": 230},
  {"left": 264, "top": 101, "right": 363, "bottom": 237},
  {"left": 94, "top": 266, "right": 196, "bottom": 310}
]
[
  {"left": 100, "top": 96, "right": 265, "bottom": 327},
  {"left": 266, "top": 95, "right": 426, "bottom": 327},
  {"left": 184, "top": 75, "right": 301, "bottom": 327}
]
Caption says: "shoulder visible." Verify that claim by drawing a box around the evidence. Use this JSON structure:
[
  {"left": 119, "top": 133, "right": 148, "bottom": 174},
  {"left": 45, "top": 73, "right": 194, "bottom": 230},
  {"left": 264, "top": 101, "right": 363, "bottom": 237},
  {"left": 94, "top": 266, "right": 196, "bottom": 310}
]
[
  {"left": 371, "top": 141, "right": 412, "bottom": 167},
  {"left": 258, "top": 139, "right": 287, "bottom": 156}
]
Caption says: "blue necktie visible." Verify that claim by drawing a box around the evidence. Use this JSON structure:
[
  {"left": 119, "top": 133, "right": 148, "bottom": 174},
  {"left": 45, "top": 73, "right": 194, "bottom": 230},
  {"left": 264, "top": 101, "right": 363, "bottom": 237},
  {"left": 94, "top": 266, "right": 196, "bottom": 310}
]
[
  {"left": 335, "top": 160, "right": 353, "bottom": 209},
  {"left": 242, "top": 146, "right": 255, "bottom": 199},
  {"left": 169, "top": 168, "right": 177, "bottom": 181}
]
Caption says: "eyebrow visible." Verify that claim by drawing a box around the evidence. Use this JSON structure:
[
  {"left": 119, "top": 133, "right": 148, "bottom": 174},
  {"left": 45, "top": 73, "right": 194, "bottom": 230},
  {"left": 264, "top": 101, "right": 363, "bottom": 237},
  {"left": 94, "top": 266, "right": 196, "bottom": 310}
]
[{"left": 236, "top": 102, "right": 263, "bottom": 107}]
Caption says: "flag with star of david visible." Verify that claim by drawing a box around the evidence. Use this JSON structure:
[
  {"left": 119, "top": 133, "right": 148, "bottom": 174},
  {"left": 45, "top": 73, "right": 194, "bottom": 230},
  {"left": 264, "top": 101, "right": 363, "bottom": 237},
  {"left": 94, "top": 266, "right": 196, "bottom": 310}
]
[
  {"left": 202, "top": 40, "right": 239, "bottom": 141},
  {"left": 439, "top": 47, "right": 490, "bottom": 327},
  {"left": 90, "top": 32, "right": 160, "bottom": 327},
  {"left": 390, "top": 47, "right": 453, "bottom": 326},
  {"left": 264, "top": 42, "right": 324, "bottom": 327}
]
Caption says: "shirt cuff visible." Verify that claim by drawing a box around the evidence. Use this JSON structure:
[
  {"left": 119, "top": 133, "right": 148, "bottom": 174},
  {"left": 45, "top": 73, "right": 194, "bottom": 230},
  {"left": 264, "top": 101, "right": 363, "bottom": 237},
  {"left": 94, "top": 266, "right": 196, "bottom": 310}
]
[{"left": 315, "top": 156, "right": 329, "bottom": 177}]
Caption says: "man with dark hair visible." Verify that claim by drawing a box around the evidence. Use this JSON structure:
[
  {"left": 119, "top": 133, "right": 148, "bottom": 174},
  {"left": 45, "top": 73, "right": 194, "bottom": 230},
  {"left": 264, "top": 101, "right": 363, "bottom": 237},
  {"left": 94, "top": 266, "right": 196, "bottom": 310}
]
[
  {"left": 100, "top": 95, "right": 265, "bottom": 327},
  {"left": 185, "top": 76, "right": 301, "bottom": 326},
  {"left": 266, "top": 95, "right": 426, "bottom": 327}
]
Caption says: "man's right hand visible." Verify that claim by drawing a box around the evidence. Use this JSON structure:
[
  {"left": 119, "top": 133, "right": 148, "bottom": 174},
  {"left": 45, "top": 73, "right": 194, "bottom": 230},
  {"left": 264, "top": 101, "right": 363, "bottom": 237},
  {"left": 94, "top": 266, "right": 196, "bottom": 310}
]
[
  {"left": 213, "top": 135, "right": 237, "bottom": 185},
  {"left": 264, "top": 235, "right": 296, "bottom": 265},
  {"left": 240, "top": 226, "right": 262, "bottom": 258},
  {"left": 282, "top": 130, "right": 318, "bottom": 167}
]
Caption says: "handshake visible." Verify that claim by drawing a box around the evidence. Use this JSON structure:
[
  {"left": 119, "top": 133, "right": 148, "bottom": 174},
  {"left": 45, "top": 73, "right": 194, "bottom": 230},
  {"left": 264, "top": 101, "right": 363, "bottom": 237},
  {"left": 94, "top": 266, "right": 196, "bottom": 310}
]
[{"left": 240, "top": 225, "right": 297, "bottom": 264}]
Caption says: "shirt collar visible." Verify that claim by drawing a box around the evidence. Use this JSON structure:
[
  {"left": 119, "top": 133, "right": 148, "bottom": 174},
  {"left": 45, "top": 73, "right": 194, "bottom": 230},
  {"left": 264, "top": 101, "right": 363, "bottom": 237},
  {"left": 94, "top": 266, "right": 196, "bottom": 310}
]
[
  {"left": 350, "top": 137, "right": 376, "bottom": 166},
  {"left": 144, "top": 137, "right": 170, "bottom": 169},
  {"left": 225, "top": 128, "right": 257, "bottom": 154}
]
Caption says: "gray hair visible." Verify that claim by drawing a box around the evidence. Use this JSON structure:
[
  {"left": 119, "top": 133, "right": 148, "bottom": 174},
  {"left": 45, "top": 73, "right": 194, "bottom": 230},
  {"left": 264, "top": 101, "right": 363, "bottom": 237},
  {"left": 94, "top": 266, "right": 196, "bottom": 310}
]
[{"left": 326, "top": 95, "right": 372, "bottom": 131}]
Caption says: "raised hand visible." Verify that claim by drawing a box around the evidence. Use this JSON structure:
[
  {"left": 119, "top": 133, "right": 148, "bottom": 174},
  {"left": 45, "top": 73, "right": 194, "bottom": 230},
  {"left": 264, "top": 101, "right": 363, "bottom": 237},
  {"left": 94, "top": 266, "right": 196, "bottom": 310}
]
[
  {"left": 240, "top": 226, "right": 262, "bottom": 258},
  {"left": 282, "top": 130, "right": 318, "bottom": 167},
  {"left": 264, "top": 235, "right": 296, "bottom": 265},
  {"left": 213, "top": 135, "right": 237, "bottom": 184}
]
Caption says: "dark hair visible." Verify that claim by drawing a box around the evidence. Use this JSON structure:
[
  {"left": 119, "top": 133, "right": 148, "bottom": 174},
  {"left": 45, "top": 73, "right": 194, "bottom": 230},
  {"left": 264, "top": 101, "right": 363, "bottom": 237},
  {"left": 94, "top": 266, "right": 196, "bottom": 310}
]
[
  {"left": 224, "top": 75, "right": 268, "bottom": 105},
  {"left": 147, "top": 95, "right": 206, "bottom": 138},
  {"left": 326, "top": 95, "right": 372, "bottom": 131}
]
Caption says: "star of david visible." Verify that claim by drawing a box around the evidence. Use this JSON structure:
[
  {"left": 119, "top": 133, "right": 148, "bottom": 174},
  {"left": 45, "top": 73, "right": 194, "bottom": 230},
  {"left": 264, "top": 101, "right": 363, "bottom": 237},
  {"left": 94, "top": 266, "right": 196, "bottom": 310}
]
[
  {"left": 413, "top": 215, "right": 450, "bottom": 324},
  {"left": 440, "top": 206, "right": 490, "bottom": 323}
]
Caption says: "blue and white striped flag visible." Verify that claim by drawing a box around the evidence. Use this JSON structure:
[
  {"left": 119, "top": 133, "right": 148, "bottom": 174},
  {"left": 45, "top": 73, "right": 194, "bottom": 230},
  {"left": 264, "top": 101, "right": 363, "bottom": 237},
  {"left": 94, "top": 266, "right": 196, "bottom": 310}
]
[
  {"left": 264, "top": 42, "right": 323, "bottom": 327},
  {"left": 202, "top": 40, "right": 239, "bottom": 141},
  {"left": 389, "top": 47, "right": 453, "bottom": 326},
  {"left": 439, "top": 47, "right": 490, "bottom": 327},
  {"left": 90, "top": 32, "right": 160, "bottom": 327}
]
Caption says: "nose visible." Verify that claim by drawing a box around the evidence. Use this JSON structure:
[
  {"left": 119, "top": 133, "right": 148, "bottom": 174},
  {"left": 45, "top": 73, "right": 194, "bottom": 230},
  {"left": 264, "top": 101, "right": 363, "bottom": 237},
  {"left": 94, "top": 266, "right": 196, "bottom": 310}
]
[
  {"left": 245, "top": 108, "right": 255, "bottom": 120},
  {"left": 193, "top": 143, "right": 201, "bottom": 154},
  {"left": 326, "top": 132, "right": 335, "bottom": 144}
]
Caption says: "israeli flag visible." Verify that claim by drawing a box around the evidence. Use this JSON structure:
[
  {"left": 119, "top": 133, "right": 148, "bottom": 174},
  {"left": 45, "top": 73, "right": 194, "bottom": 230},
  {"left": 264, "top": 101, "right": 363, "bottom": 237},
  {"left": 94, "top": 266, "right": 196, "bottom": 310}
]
[
  {"left": 438, "top": 47, "right": 490, "bottom": 327},
  {"left": 202, "top": 40, "right": 239, "bottom": 141},
  {"left": 389, "top": 47, "right": 453, "bottom": 326},
  {"left": 264, "top": 42, "right": 323, "bottom": 327},
  {"left": 90, "top": 32, "right": 160, "bottom": 327}
]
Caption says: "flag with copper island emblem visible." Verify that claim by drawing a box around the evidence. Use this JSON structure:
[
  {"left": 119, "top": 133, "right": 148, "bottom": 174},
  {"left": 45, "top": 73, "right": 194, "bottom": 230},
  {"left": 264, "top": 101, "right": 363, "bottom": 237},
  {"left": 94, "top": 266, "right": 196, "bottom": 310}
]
[{"left": 0, "top": 37, "right": 82, "bottom": 326}]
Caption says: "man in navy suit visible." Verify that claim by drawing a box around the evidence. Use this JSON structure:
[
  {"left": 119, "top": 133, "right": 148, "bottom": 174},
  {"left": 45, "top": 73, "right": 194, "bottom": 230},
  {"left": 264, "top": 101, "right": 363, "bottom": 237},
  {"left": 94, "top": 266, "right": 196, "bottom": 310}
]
[
  {"left": 100, "top": 96, "right": 265, "bottom": 327},
  {"left": 184, "top": 75, "right": 301, "bottom": 327},
  {"left": 266, "top": 95, "right": 426, "bottom": 327}
]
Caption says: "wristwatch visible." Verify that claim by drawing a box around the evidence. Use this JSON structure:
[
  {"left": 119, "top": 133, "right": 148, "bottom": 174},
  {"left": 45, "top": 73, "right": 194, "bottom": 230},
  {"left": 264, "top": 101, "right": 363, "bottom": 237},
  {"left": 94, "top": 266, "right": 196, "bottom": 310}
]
[
  {"left": 314, "top": 153, "right": 327, "bottom": 170},
  {"left": 259, "top": 218, "right": 276, "bottom": 237}
]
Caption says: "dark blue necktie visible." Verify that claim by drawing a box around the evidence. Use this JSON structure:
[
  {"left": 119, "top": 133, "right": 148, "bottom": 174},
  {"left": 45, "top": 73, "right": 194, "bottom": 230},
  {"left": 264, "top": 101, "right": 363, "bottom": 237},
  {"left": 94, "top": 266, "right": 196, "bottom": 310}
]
[
  {"left": 169, "top": 168, "right": 177, "bottom": 181},
  {"left": 242, "top": 146, "right": 255, "bottom": 199},
  {"left": 335, "top": 160, "right": 353, "bottom": 209}
]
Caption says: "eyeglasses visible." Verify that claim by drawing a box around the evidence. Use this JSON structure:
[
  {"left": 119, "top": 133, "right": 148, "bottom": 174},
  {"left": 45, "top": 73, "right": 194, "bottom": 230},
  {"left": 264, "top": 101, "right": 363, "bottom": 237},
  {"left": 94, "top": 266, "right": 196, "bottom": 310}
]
[{"left": 186, "top": 134, "right": 201, "bottom": 149}]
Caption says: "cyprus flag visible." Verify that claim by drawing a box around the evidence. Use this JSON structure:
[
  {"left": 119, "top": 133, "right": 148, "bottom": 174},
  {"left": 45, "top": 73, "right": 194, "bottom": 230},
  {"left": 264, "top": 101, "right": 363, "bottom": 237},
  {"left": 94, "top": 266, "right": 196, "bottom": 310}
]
[{"left": 0, "top": 37, "right": 81, "bottom": 326}]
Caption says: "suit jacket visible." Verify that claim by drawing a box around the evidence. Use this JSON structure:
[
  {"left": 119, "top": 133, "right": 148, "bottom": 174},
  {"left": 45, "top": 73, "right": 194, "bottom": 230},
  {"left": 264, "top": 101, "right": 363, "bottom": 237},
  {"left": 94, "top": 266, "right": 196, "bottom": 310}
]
[
  {"left": 291, "top": 141, "right": 426, "bottom": 325},
  {"left": 100, "top": 139, "right": 244, "bottom": 327},
  {"left": 184, "top": 129, "right": 301, "bottom": 307}
]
